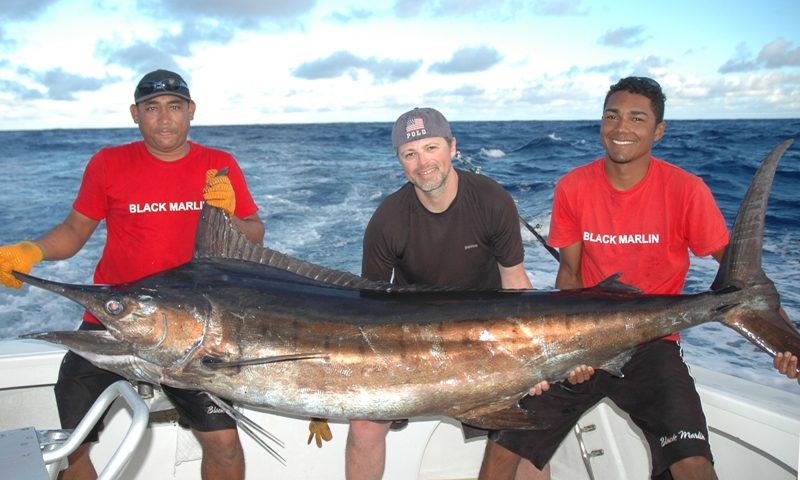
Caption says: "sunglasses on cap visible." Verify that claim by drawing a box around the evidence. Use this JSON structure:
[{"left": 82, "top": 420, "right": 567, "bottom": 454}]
[{"left": 135, "top": 78, "right": 189, "bottom": 96}]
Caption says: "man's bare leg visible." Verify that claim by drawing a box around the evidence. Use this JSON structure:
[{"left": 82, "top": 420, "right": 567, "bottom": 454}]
[
  {"left": 58, "top": 443, "right": 96, "bottom": 480},
  {"left": 669, "top": 456, "right": 718, "bottom": 480},
  {"left": 515, "top": 457, "right": 550, "bottom": 479},
  {"left": 479, "top": 439, "right": 550, "bottom": 480},
  {"left": 195, "top": 428, "right": 245, "bottom": 480},
  {"left": 345, "top": 420, "right": 392, "bottom": 480}
]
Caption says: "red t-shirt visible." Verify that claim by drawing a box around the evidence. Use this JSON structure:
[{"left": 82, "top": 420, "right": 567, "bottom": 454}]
[
  {"left": 74, "top": 141, "right": 259, "bottom": 324},
  {"left": 548, "top": 157, "right": 729, "bottom": 340}
]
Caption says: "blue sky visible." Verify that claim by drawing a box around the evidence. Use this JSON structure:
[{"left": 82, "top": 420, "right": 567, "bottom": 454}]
[{"left": 1, "top": 0, "right": 798, "bottom": 130}]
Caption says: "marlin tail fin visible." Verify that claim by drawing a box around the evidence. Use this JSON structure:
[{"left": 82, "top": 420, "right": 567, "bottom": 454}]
[{"left": 712, "top": 139, "right": 800, "bottom": 367}]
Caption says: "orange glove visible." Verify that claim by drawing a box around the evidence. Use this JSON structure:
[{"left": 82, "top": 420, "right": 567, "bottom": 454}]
[
  {"left": 307, "top": 418, "right": 333, "bottom": 448},
  {"left": 0, "top": 241, "right": 44, "bottom": 289},
  {"left": 204, "top": 169, "right": 236, "bottom": 216}
]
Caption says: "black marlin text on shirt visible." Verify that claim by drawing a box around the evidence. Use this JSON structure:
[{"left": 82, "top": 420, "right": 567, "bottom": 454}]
[
  {"left": 583, "top": 231, "right": 660, "bottom": 245},
  {"left": 128, "top": 201, "right": 204, "bottom": 214}
]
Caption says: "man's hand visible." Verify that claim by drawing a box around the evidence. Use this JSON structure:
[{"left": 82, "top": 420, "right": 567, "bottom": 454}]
[
  {"left": 774, "top": 352, "right": 800, "bottom": 384},
  {"left": 0, "top": 241, "right": 43, "bottom": 289},
  {"left": 204, "top": 168, "right": 236, "bottom": 216},
  {"left": 774, "top": 309, "right": 800, "bottom": 384},
  {"left": 528, "top": 380, "right": 551, "bottom": 396},
  {"left": 567, "top": 365, "right": 595, "bottom": 385},
  {"left": 528, "top": 365, "right": 595, "bottom": 396}
]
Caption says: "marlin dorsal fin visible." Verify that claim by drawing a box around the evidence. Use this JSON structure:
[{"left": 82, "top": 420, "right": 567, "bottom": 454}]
[{"left": 193, "top": 204, "right": 384, "bottom": 289}]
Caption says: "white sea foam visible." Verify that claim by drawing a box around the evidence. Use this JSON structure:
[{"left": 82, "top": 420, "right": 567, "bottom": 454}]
[{"left": 479, "top": 148, "right": 506, "bottom": 159}]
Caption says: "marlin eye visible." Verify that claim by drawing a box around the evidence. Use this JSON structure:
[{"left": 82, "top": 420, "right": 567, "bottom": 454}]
[{"left": 105, "top": 299, "right": 125, "bottom": 316}]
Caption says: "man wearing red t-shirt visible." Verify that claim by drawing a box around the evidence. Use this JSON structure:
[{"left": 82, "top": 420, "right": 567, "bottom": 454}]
[
  {"left": 0, "top": 69, "right": 264, "bottom": 480},
  {"left": 487, "top": 77, "right": 797, "bottom": 480},
  {"left": 527, "top": 78, "right": 727, "bottom": 480}
]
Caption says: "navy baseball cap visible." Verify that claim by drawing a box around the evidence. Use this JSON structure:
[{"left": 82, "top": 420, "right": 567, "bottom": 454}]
[{"left": 391, "top": 107, "right": 452, "bottom": 148}]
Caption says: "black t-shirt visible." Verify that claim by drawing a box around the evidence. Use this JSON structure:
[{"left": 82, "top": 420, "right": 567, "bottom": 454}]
[{"left": 361, "top": 169, "right": 524, "bottom": 289}]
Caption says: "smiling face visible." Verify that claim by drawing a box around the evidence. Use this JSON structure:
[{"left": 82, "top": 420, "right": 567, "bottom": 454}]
[
  {"left": 600, "top": 90, "right": 665, "bottom": 167},
  {"left": 130, "top": 94, "right": 195, "bottom": 161},
  {"left": 397, "top": 136, "right": 457, "bottom": 194}
]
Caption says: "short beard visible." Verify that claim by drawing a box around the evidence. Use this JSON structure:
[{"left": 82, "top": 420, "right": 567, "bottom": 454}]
[{"left": 413, "top": 167, "right": 449, "bottom": 193}]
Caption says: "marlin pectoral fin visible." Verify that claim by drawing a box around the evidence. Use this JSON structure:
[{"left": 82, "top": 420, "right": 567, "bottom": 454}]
[
  {"left": 457, "top": 404, "right": 550, "bottom": 430},
  {"left": 456, "top": 395, "right": 550, "bottom": 430},
  {"left": 597, "top": 349, "right": 635, "bottom": 377},
  {"left": 204, "top": 393, "right": 286, "bottom": 464},
  {"left": 201, "top": 352, "right": 329, "bottom": 369},
  {"left": 592, "top": 274, "right": 642, "bottom": 295}
]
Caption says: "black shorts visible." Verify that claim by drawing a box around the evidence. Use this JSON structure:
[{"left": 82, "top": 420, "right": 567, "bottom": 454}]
[
  {"left": 490, "top": 340, "right": 713, "bottom": 477},
  {"left": 55, "top": 322, "right": 237, "bottom": 444}
]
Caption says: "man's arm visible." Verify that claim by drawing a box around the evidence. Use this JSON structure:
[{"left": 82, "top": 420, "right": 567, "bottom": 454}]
[
  {"left": 360, "top": 211, "right": 397, "bottom": 282},
  {"left": 554, "top": 241, "right": 583, "bottom": 290},
  {"left": 36, "top": 209, "right": 99, "bottom": 260},
  {"left": 232, "top": 213, "right": 265, "bottom": 245},
  {"left": 498, "top": 263, "right": 532, "bottom": 289},
  {"left": 1, "top": 209, "right": 98, "bottom": 289}
]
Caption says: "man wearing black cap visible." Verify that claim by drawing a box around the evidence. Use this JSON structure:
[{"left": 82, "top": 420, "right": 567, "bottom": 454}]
[
  {"left": 345, "top": 107, "right": 534, "bottom": 479},
  {"left": 0, "top": 69, "right": 264, "bottom": 479}
]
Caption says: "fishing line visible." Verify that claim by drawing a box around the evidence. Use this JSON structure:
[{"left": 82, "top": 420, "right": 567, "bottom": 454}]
[{"left": 454, "top": 151, "right": 560, "bottom": 262}]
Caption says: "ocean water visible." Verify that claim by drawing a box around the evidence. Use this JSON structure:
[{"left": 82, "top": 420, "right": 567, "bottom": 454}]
[{"left": 1, "top": 119, "right": 799, "bottom": 394}]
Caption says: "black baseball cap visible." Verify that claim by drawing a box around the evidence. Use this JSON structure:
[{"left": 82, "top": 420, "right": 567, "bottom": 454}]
[{"left": 134, "top": 69, "right": 191, "bottom": 103}]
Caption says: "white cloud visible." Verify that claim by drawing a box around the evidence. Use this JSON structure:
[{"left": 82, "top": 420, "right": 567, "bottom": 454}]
[
  {"left": 597, "top": 26, "right": 649, "bottom": 48},
  {"left": 292, "top": 51, "right": 421, "bottom": 82},
  {"left": 719, "top": 38, "right": 800, "bottom": 73},
  {"left": 428, "top": 46, "right": 503, "bottom": 75},
  {"left": 140, "top": 0, "right": 317, "bottom": 24}
]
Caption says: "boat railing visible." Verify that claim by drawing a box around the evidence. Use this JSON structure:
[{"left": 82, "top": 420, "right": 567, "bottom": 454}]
[{"left": 40, "top": 380, "right": 149, "bottom": 480}]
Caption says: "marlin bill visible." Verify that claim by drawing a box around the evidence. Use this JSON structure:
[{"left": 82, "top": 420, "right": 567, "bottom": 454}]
[{"left": 18, "top": 139, "right": 799, "bottom": 430}]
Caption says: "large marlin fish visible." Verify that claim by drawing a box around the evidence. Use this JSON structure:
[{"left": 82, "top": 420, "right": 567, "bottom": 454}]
[{"left": 18, "top": 139, "right": 799, "bottom": 430}]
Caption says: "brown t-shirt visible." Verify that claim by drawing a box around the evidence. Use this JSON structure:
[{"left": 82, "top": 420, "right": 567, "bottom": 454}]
[{"left": 361, "top": 169, "right": 524, "bottom": 289}]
